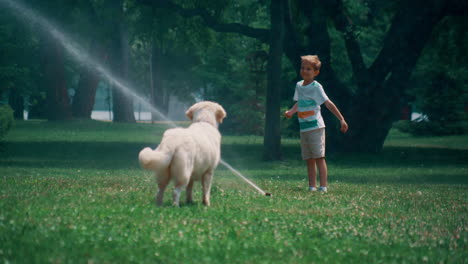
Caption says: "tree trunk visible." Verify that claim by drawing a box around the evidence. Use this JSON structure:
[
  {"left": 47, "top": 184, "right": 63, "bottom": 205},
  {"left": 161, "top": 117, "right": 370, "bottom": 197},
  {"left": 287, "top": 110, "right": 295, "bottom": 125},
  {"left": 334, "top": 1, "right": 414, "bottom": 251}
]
[
  {"left": 41, "top": 31, "right": 71, "bottom": 121},
  {"left": 340, "top": 0, "right": 447, "bottom": 152},
  {"left": 150, "top": 41, "right": 169, "bottom": 121},
  {"left": 263, "top": 0, "right": 285, "bottom": 160},
  {"left": 8, "top": 88, "right": 24, "bottom": 120},
  {"left": 290, "top": 0, "right": 448, "bottom": 153},
  {"left": 110, "top": 1, "right": 135, "bottom": 123},
  {"left": 72, "top": 40, "right": 108, "bottom": 119}
]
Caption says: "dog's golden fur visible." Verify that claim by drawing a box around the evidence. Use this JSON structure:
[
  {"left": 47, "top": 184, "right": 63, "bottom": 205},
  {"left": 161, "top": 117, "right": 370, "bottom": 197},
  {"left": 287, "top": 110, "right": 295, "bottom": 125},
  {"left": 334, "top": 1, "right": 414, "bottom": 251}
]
[{"left": 138, "top": 101, "right": 226, "bottom": 206}]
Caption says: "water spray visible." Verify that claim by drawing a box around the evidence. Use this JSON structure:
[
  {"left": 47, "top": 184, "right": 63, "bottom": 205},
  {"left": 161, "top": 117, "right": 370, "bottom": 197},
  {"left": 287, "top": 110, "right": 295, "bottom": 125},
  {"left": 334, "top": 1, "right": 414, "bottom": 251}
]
[
  {"left": 0, "top": 0, "right": 173, "bottom": 126},
  {"left": 220, "top": 160, "right": 272, "bottom": 197},
  {"left": 2, "top": 0, "right": 271, "bottom": 197}
]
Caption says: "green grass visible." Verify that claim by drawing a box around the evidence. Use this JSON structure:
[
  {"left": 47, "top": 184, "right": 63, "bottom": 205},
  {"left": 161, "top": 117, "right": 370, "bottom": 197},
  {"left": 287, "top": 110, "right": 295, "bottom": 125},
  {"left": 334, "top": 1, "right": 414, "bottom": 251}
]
[{"left": 0, "top": 120, "right": 466, "bottom": 263}]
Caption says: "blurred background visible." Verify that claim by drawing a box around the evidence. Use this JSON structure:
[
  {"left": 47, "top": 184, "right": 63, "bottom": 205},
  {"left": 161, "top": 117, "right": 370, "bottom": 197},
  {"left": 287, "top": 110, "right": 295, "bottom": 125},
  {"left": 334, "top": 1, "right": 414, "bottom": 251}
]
[{"left": 0, "top": 0, "right": 466, "bottom": 158}]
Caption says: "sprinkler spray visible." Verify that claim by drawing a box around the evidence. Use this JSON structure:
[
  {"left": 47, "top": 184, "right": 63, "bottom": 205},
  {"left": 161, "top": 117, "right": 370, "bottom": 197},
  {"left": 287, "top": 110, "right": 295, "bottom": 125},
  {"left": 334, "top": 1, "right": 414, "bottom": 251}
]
[
  {"left": 2, "top": 0, "right": 272, "bottom": 198},
  {"left": 220, "top": 160, "right": 272, "bottom": 197}
]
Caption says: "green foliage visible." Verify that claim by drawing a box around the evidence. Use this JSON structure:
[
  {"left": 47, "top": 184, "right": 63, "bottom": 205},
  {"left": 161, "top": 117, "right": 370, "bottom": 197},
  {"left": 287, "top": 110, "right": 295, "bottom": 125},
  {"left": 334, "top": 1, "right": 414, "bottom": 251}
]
[
  {"left": 419, "top": 73, "right": 464, "bottom": 123},
  {"left": 330, "top": 0, "right": 395, "bottom": 89},
  {"left": 0, "top": 8, "right": 39, "bottom": 97},
  {"left": 400, "top": 71, "right": 467, "bottom": 136},
  {"left": 0, "top": 121, "right": 466, "bottom": 263},
  {"left": 392, "top": 120, "right": 412, "bottom": 133},
  {"left": 193, "top": 32, "right": 268, "bottom": 135},
  {"left": 222, "top": 95, "right": 265, "bottom": 135},
  {"left": 0, "top": 104, "right": 14, "bottom": 140},
  {"left": 405, "top": 16, "right": 468, "bottom": 136},
  {"left": 129, "top": 0, "right": 271, "bottom": 134}
]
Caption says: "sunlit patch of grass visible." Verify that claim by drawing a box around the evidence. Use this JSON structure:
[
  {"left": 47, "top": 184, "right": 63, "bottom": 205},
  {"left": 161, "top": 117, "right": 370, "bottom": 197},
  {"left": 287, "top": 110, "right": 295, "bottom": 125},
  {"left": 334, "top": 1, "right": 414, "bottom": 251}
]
[{"left": 0, "top": 121, "right": 466, "bottom": 263}]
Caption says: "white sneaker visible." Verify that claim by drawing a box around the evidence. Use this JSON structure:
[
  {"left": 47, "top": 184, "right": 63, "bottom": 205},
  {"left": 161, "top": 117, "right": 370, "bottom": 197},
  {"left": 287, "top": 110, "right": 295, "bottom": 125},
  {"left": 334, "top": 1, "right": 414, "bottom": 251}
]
[
  {"left": 308, "top": 187, "right": 317, "bottom": 191},
  {"left": 318, "top": 186, "right": 327, "bottom": 193}
]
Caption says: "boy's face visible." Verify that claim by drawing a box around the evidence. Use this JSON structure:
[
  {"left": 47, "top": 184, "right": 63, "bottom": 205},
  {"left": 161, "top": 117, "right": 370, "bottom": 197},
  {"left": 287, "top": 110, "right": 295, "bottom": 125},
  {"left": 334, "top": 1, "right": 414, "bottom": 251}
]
[{"left": 300, "top": 62, "right": 319, "bottom": 83}]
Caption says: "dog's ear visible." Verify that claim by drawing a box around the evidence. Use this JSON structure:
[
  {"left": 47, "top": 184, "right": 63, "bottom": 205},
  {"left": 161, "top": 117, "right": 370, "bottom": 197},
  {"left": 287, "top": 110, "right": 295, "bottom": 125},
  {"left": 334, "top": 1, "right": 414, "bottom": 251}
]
[
  {"left": 185, "top": 107, "right": 194, "bottom": 120},
  {"left": 216, "top": 107, "right": 227, "bottom": 124}
]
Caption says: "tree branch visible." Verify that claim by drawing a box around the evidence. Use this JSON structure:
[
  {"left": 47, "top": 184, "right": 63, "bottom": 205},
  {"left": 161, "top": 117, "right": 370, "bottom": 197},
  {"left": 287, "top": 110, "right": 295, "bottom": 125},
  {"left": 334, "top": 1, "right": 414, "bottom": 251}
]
[
  {"left": 282, "top": 0, "right": 303, "bottom": 70},
  {"left": 137, "top": 0, "right": 270, "bottom": 43},
  {"left": 326, "top": 0, "right": 368, "bottom": 88},
  {"left": 369, "top": 0, "right": 447, "bottom": 84},
  {"left": 445, "top": 0, "right": 468, "bottom": 16}
]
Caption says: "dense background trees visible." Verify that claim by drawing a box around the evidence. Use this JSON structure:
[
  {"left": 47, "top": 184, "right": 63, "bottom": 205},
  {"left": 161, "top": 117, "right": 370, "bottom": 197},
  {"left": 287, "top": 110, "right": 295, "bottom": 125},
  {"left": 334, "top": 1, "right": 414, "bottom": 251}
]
[{"left": 0, "top": 0, "right": 466, "bottom": 158}]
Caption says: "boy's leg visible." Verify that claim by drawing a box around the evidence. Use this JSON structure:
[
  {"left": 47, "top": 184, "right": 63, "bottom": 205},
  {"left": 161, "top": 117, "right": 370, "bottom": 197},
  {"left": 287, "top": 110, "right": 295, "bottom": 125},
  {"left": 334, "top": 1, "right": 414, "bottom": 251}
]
[
  {"left": 306, "top": 158, "right": 317, "bottom": 188},
  {"left": 316, "top": 158, "right": 328, "bottom": 188}
]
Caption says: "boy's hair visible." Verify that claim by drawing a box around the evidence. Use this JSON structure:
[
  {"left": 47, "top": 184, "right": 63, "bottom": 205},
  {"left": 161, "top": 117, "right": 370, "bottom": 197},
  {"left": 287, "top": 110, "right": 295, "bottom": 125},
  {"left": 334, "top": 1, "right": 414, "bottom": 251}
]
[{"left": 301, "top": 55, "right": 321, "bottom": 71}]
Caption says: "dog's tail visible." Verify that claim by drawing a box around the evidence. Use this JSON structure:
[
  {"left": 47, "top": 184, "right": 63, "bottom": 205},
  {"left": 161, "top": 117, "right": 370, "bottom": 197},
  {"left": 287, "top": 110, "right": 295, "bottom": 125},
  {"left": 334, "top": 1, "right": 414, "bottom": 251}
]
[{"left": 138, "top": 147, "right": 172, "bottom": 172}]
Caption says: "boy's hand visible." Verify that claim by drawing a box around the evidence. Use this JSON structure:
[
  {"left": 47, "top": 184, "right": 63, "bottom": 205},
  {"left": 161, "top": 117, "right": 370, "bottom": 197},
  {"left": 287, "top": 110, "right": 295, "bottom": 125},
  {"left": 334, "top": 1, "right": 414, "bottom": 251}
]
[
  {"left": 284, "top": 110, "right": 293, "bottom": 119},
  {"left": 340, "top": 120, "right": 348, "bottom": 133}
]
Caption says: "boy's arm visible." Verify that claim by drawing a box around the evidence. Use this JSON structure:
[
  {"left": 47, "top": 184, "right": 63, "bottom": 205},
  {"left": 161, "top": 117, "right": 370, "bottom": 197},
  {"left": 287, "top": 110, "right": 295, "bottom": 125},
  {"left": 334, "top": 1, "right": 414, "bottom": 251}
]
[
  {"left": 324, "top": 100, "right": 348, "bottom": 133},
  {"left": 284, "top": 103, "right": 298, "bottom": 118}
]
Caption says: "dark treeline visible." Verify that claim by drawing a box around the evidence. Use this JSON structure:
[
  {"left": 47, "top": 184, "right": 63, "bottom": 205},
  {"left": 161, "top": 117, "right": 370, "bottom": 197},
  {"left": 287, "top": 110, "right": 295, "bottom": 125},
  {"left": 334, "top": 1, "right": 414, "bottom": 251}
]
[{"left": 0, "top": 0, "right": 466, "bottom": 158}]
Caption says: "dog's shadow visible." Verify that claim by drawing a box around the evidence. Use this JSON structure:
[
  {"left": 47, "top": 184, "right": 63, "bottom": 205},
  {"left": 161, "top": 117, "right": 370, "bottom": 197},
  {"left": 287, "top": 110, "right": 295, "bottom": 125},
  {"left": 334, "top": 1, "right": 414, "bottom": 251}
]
[{"left": 153, "top": 201, "right": 205, "bottom": 208}]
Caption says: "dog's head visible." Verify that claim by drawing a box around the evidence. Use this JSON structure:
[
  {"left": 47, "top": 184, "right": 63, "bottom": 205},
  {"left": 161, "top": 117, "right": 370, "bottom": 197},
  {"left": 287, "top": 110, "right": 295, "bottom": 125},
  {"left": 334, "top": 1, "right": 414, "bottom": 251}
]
[{"left": 185, "top": 101, "right": 227, "bottom": 127}]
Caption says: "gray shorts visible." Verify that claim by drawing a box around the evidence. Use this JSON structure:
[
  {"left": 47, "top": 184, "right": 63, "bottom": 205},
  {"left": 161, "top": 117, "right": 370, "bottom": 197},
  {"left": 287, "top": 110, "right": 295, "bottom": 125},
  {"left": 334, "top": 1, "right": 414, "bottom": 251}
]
[{"left": 300, "top": 128, "right": 325, "bottom": 160}]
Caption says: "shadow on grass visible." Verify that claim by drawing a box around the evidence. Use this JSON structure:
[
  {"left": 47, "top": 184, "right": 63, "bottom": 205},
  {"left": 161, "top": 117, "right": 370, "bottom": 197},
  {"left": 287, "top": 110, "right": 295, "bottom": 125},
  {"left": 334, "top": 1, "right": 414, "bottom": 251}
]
[
  {"left": 0, "top": 141, "right": 155, "bottom": 170},
  {"left": 222, "top": 144, "right": 468, "bottom": 185},
  {"left": 223, "top": 144, "right": 468, "bottom": 167},
  {"left": 1, "top": 141, "right": 467, "bottom": 184},
  {"left": 333, "top": 173, "right": 467, "bottom": 184}
]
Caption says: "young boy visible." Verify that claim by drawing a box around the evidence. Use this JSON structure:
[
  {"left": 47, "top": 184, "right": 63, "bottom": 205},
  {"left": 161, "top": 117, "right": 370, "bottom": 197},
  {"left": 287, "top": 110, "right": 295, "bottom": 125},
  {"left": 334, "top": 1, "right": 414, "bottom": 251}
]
[{"left": 284, "top": 55, "right": 348, "bottom": 192}]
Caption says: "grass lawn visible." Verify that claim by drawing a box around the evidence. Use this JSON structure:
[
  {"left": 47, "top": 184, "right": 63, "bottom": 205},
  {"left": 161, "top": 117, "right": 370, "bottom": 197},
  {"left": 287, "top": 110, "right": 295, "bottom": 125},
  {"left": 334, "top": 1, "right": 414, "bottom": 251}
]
[{"left": 0, "top": 120, "right": 466, "bottom": 263}]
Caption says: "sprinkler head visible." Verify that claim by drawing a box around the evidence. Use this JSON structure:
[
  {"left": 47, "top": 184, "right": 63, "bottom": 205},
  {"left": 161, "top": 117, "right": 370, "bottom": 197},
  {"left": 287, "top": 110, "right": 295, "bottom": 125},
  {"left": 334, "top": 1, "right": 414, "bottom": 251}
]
[{"left": 265, "top": 192, "right": 272, "bottom": 197}]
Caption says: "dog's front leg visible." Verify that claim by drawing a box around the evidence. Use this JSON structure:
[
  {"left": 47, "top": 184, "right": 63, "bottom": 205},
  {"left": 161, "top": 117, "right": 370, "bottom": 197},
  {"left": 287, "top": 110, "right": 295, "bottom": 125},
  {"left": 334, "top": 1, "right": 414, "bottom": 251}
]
[
  {"left": 172, "top": 186, "right": 184, "bottom": 207},
  {"left": 202, "top": 171, "right": 213, "bottom": 206}
]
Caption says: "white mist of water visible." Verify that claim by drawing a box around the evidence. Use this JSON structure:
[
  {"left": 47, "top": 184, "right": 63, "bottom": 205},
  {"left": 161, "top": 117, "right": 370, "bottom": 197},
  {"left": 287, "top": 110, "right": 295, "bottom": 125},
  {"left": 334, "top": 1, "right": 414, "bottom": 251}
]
[
  {"left": 219, "top": 160, "right": 268, "bottom": 196},
  {"left": 1, "top": 0, "right": 173, "bottom": 125},
  {"left": 2, "top": 0, "right": 270, "bottom": 196}
]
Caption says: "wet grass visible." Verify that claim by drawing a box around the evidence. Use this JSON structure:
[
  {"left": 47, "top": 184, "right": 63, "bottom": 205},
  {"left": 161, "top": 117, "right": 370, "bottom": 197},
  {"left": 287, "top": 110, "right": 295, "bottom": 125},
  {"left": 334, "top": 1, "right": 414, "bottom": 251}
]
[{"left": 0, "top": 120, "right": 466, "bottom": 263}]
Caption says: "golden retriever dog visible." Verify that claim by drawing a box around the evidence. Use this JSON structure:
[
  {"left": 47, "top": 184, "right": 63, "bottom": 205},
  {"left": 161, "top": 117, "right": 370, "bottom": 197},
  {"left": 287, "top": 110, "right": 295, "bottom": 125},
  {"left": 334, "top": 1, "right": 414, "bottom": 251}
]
[{"left": 138, "top": 101, "right": 226, "bottom": 206}]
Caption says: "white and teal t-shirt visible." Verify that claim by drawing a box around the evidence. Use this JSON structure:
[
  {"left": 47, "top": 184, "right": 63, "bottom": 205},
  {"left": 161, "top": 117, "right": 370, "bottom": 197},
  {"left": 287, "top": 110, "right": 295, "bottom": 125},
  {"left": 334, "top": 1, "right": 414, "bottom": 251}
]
[{"left": 293, "top": 80, "right": 329, "bottom": 132}]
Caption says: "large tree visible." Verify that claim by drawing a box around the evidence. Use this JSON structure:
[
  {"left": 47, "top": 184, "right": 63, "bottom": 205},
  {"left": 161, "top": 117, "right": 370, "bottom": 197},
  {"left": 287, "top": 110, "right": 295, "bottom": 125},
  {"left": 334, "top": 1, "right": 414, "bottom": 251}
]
[
  {"left": 40, "top": 29, "right": 71, "bottom": 121},
  {"left": 71, "top": 0, "right": 109, "bottom": 119},
  {"left": 72, "top": 39, "right": 108, "bottom": 119},
  {"left": 33, "top": 1, "right": 77, "bottom": 121},
  {"left": 320, "top": 0, "right": 466, "bottom": 152},
  {"left": 3, "top": 0, "right": 465, "bottom": 151},
  {"left": 2, "top": 0, "right": 97, "bottom": 121},
  {"left": 263, "top": 0, "right": 285, "bottom": 160},
  {"left": 109, "top": 0, "right": 135, "bottom": 123},
  {"left": 0, "top": 8, "right": 38, "bottom": 120},
  {"left": 140, "top": 0, "right": 466, "bottom": 156}
]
